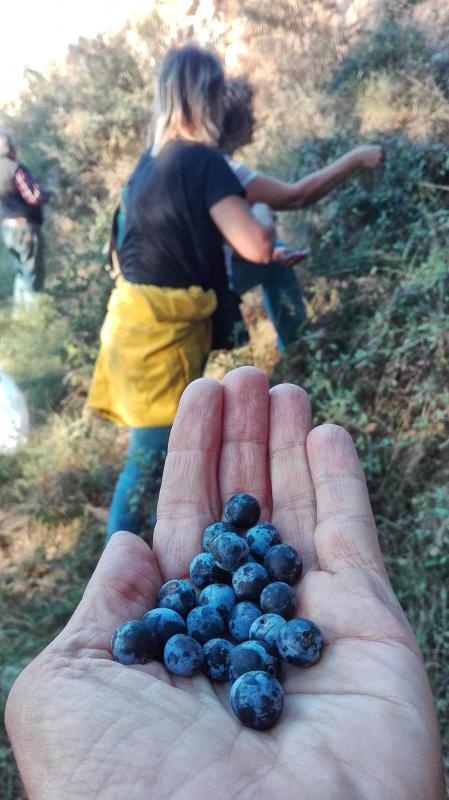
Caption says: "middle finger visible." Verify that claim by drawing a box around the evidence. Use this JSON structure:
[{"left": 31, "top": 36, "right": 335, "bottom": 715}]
[{"left": 218, "top": 366, "right": 272, "bottom": 521}]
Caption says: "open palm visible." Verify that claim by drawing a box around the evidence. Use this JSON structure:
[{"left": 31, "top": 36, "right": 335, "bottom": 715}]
[{"left": 6, "top": 367, "right": 443, "bottom": 800}]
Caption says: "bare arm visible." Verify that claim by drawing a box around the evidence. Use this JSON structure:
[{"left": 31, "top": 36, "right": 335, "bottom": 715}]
[
  {"left": 245, "top": 145, "right": 383, "bottom": 210},
  {"left": 209, "top": 195, "right": 273, "bottom": 263}
]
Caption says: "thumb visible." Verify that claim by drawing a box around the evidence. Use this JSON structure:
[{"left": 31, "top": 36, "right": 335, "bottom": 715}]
[{"left": 51, "top": 532, "right": 162, "bottom": 655}]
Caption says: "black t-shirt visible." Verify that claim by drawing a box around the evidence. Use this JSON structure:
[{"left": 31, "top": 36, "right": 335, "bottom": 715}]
[{"left": 119, "top": 140, "right": 245, "bottom": 293}]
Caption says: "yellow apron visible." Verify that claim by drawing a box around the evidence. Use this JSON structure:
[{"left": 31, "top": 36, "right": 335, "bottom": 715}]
[{"left": 87, "top": 278, "right": 217, "bottom": 427}]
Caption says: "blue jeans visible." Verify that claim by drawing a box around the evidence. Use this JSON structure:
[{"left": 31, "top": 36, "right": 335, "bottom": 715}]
[
  {"left": 106, "top": 425, "right": 171, "bottom": 545},
  {"left": 230, "top": 251, "right": 306, "bottom": 351}
]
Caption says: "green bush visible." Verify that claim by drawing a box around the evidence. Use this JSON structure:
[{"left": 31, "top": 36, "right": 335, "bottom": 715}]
[{"left": 329, "top": 18, "right": 429, "bottom": 93}]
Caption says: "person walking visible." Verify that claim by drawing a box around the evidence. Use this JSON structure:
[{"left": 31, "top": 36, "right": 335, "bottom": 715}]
[
  {"left": 0, "top": 130, "right": 50, "bottom": 314},
  {"left": 87, "top": 45, "right": 274, "bottom": 545}
]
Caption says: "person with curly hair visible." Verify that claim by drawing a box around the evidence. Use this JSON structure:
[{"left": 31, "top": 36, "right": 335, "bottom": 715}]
[{"left": 219, "top": 76, "right": 383, "bottom": 350}]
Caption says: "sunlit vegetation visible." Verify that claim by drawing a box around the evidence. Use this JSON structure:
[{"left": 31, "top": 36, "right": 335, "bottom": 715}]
[{"left": 1, "top": 1, "right": 448, "bottom": 794}]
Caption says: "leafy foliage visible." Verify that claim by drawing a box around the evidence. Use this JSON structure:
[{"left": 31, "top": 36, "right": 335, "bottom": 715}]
[
  {"left": 1, "top": 15, "right": 166, "bottom": 216},
  {"left": 329, "top": 17, "right": 429, "bottom": 93},
  {"left": 1, "top": 1, "right": 449, "bottom": 795}
]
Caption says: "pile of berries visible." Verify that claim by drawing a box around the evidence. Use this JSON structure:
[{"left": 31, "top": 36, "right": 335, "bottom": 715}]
[{"left": 111, "top": 493, "right": 324, "bottom": 731}]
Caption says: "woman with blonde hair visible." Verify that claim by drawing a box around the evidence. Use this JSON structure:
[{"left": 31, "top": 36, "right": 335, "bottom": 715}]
[{"left": 88, "top": 44, "right": 273, "bottom": 545}]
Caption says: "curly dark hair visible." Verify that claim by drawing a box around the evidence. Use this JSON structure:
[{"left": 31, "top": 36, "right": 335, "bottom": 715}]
[{"left": 219, "top": 76, "right": 255, "bottom": 153}]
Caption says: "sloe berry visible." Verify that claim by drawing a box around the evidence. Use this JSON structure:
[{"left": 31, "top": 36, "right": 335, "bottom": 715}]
[
  {"left": 230, "top": 670, "right": 284, "bottom": 730},
  {"left": 110, "top": 491, "right": 326, "bottom": 731},
  {"left": 186, "top": 605, "right": 225, "bottom": 644},
  {"left": 232, "top": 562, "right": 270, "bottom": 601},
  {"left": 163, "top": 634, "right": 204, "bottom": 676},
  {"left": 249, "top": 613, "right": 286, "bottom": 655},
  {"left": 210, "top": 532, "right": 249, "bottom": 572},
  {"left": 245, "top": 522, "right": 281, "bottom": 561},
  {"left": 224, "top": 493, "right": 261, "bottom": 529},
  {"left": 157, "top": 579, "right": 196, "bottom": 619},
  {"left": 264, "top": 544, "right": 303, "bottom": 585},
  {"left": 202, "top": 520, "right": 237, "bottom": 552},
  {"left": 260, "top": 582, "right": 296, "bottom": 619},
  {"left": 276, "top": 618, "right": 324, "bottom": 667},
  {"left": 142, "top": 608, "right": 186, "bottom": 659},
  {"left": 228, "top": 640, "right": 280, "bottom": 683},
  {"left": 228, "top": 601, "right": 261, "bottom": 643},
  {"left": 198, "top": 583, "right": 236, "bottom": 620},
  {"left": 111, "top": 620, "right": 158, "bottom": 665},
  {"left": 189, "top": 552, "right": 229, "bottom": 589},
  {"left": 202, "top": 638, "right": 234, "bottom": 681}
]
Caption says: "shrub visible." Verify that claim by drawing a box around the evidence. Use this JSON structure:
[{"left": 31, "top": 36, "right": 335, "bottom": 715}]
[{"left": 329, "top": 17, "right": 429, "bottom": 93}]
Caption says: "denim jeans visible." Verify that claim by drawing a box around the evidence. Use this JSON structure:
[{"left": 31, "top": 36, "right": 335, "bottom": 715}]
[
  {"left": 230, "top": 251, "right": 306, "bottom": 351},
  {"left": 106, "top": 425, "right": 171, "bottom": 545},
  {"left": 1, "top": 221, "right": 45, "bottom": 312}
]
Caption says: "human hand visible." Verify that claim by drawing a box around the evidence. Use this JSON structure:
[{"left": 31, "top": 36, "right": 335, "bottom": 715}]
[
  {"left": 272, "top": 244, "right": 309, "bottom": 268},
  {"left": 5, "top": 367, "right": 444, "bottom": 800},
  {"left": 352, "top": 144, "right": 384, "bottom": 169}
]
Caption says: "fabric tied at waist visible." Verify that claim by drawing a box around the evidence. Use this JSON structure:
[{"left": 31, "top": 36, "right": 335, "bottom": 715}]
[{"left": 87, "top": 279, "right": 216, "bottom": 428}]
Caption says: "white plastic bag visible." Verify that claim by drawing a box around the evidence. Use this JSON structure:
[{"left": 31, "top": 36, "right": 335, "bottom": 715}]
[{"left": 0, "top": 370, "right": 29, "bottom": 453}]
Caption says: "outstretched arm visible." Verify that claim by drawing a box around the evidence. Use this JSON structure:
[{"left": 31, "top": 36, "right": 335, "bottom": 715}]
[{"left": 245, "top": 145, "right": 383, "bottom": 210}]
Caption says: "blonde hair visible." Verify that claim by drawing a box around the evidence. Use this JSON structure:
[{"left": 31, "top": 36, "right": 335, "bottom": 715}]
[{"left": 150, "top": 45, "right": 225, "bottom": 155}]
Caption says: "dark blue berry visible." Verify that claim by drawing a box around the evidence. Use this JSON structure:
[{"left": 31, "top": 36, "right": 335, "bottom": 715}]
[
  {"left": 230, "top": 671, "right": 284, "bottom": 730},
  {"left": 111, "top": 620, "right": 158, "bottom": 665},
  {"left": 245, "top": 522, "right": 281, "bottom": 561},
  {"left": 157, "top": 579, "right": 197, "bottom": 619},
  {"left": 224, "top": 493, "right": 261, "bottom": 529},
  {"left": 189, "top": 552, "right": 229, "bottom": 589},
  {"left": 228, "top": 601, "right": 261, "bottom": 643},
  {"left": 264, "top": 544, "right": 303, "bottom": 585},
  {"left": 276, "top": 618, "right": 324, "bottom": 667},
  {"left": 186, "top": 605, "right": 225, "bottom": 644},
  {"left": 210, "top": 532, "right": 249, "bottom": 572},
  {"left": 232, "top": 562, "right": 270, "bottom": 601},
  {"left": 198, "top": 583, "right": 236, "bottom": 620},
  {"left": 260, "top": 582, "right": 296, "bottom": 618},
  {"left": 249, "top": 613, "right": 286, "bottom": 655},
  {"left": 141, "top": 608, "right": 186, "bottom": 658},
  {"left": 202, "top": 521, "right": 237, "bottom": 552},
  {"left": 202, "top": 638, "right": 234, "bottom": 681},
  {"left": 163, "top": 634, "right": 204, "bottom": 676},
  {"left": 228, "top": 640, "right": 280, "bottom": 683}
]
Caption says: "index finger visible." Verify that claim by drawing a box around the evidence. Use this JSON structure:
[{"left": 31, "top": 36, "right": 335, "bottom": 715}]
[{"left": 153, "top": 377, "right": 224, "bottom": 579}]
